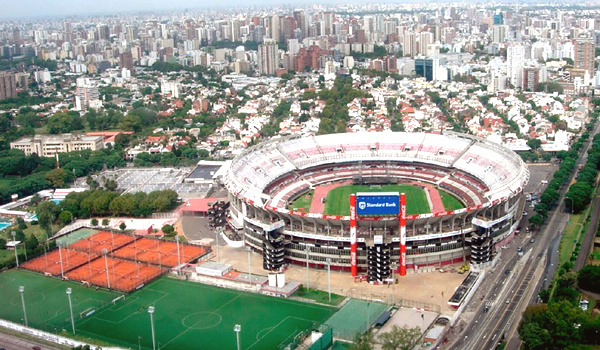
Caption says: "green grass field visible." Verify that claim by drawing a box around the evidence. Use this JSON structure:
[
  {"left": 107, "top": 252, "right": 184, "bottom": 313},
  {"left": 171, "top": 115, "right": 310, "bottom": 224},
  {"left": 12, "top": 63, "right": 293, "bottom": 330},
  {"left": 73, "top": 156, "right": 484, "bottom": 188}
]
[
  {"left": 0, "top": 270, "right": 121, "bottom": 333},
  {"left": 324, "top": 184, "right": 429, "bottom": 216},
  {"left": 289, "top": 191, "right": 314, "bottom": 213},
  {"left": 76, "top": 277, "right": 335, "bottom": 350},
  {"left": 439, "top": 191, "right": 464, "bottom": 211},
  {"left": 294, "top": 287, "right": 345, "bottom": 306}
]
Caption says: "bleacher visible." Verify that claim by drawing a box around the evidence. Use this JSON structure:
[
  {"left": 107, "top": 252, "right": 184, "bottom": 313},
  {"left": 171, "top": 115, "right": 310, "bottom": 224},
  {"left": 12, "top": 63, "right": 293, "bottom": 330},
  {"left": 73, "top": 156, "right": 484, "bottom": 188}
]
[{"left": 228, "top": 132, "right": 529, "bottom": 209}]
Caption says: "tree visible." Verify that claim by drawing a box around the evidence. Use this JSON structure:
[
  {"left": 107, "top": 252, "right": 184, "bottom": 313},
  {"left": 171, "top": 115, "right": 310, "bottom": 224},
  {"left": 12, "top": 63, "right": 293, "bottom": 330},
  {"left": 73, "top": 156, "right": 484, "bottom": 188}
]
[
  {"left": 0, "top": 237, "right": 5, "bottom": 250},
  {"left": 527, "top": 138, "right": 542, "bottom": 151},
  {"left": 25, "top": 234, "right": 39, "bottom": 251},
  {"left": 578, "top": 265, "right": 600, "bottom": 293},
  {"left": 46, "top": 168, "right": 71, "bottom": 188},
  {"left": 119, "top": 222, "right": 127, "bottom": 231},
  {"left": 162, "top": 224, "right": 175, "bottom": 236},
  {"left": 378, "top": 325, "right": 422, "bottom": 350},
  {"left": 59, "top": 210, "right": 74, "bottom": 225},
  {"left": 91, "top": 218, "right": 99, "bottom": 226},
  {"left": 350, "top": 332, "right": 376, "bottom": 350},
  {"left": 101, "top": 218, "right": 109, "bottom": 226}
]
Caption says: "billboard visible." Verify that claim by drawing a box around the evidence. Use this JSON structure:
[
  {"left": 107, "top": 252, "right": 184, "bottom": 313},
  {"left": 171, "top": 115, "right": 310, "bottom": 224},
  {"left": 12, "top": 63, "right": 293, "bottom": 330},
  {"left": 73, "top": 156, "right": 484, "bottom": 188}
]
[{"left": 356, "top": 192, "right": 400, "bottom": 216}]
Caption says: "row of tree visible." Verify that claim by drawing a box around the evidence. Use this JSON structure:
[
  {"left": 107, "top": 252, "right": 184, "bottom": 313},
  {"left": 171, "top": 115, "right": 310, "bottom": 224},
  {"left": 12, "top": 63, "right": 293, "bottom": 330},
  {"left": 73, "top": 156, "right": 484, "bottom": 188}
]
[
  {"left": 36, "top": 190, "right": 179, "bottom": 230},
  {"left": 527, "top": 126, "right": 594, "bottom": 229}
]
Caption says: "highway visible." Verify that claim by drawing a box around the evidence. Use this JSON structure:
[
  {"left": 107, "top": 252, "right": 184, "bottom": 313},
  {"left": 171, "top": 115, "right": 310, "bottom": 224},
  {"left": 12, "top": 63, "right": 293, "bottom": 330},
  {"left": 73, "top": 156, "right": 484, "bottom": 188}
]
[
  {"left": 0, "top": 330, "right": 65, "bottom": 350},
  {"left": 446, "top": 117, "right": 600, "bottom": 350}
]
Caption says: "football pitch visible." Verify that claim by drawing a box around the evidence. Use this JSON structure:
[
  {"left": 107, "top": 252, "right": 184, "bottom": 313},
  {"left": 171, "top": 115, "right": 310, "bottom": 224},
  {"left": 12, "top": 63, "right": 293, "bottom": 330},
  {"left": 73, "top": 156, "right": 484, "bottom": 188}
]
[
  {"left": 0, "top": 270, "right": 121, "bottom": 333},
  {"left": 324, "top": 184, "right": 430, "bottom": 216},
  {"left": 0, "top": 270, "right": 335, "bottom": 350},
  {"left": 76, "top": 277, "right": 335, "bottom": 350}
]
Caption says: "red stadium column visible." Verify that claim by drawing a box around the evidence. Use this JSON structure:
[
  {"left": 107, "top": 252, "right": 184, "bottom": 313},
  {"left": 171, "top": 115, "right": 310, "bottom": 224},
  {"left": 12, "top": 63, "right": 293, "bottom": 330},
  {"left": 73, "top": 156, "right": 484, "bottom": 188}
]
[
  {"left": 399, "top": 193, "right": 406, "bottom": 276},
  {"left": 350, "top": 194, "right": 358, "bottom": 277}
]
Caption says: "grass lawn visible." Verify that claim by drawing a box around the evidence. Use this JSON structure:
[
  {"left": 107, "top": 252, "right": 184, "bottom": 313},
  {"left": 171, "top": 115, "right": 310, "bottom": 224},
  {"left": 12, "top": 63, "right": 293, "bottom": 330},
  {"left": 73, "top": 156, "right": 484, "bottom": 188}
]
[
  {"left": 288, "top": 191, "right": 314, "bottom": 213},
  {"left": 0, "top": 269, "right": 121, "bottom": 333},
  {"left": 558, "top": 213, "right": 585, "bottom": 269},
  {"left": 294, "top": 287, "right": 345, "bottom": 306},
  {"left": 324, "top": 184, "right": 429, "bottom": 216},
  {"left": 0, "top": 249, "right": 15, "bottom": 266},
  {"left": 439, "top": 191, "right": 464, "bottom": 211},
  {"left": 76, "top": 277, "right": 335, "bottom": 350}
]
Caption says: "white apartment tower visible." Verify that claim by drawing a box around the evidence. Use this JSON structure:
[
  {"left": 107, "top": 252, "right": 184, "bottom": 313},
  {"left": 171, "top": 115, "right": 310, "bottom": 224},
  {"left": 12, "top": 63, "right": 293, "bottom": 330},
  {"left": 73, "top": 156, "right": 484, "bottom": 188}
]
[{"left": 507, "top": 44, "right": 524, "bottom": 89}]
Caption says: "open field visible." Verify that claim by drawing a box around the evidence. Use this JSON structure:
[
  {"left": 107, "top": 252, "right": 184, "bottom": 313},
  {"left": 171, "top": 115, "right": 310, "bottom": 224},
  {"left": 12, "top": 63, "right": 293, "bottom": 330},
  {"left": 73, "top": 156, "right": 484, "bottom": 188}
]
[
  {"left": 77, "top": 277, "right": 335, "bottom": 350},
  {"left": 439, "top": 191, "right": 464, "bottom": 211},
  {"left": 0, "top": 270, "right": 121, "bottom": 333},
  {"left": 288, "top": 191, "right": 314, "bottom": 213},
  {"left": 559, "top": 213, "right": 585, "bottom": 268},
  {"left": 324, "top": 184, "right": 429, "bottom": 216}
]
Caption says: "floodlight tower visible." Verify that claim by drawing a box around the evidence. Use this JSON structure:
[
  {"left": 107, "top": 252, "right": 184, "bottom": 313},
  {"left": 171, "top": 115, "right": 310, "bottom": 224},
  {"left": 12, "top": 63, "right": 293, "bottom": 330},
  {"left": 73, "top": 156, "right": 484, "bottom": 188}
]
[
  {"left": 349, "top": 194, "right": 358, "bottom": 277},
  {"left": 399, "top": 193, "right": 407, "bottom": 276}
]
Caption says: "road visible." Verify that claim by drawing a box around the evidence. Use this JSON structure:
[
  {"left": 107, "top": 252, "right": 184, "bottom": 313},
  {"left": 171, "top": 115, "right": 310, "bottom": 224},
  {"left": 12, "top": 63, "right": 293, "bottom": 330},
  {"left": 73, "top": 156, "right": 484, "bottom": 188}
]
[
  {"left": 0, "top": 330, "right": 64, "bottom": 350},
  {"left": 447, "top": 118, "right": 600, "bottom": 350}
]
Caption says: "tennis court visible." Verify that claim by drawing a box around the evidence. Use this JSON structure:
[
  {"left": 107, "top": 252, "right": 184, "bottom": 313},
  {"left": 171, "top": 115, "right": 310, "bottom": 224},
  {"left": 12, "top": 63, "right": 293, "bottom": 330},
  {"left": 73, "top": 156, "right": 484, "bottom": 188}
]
[
  {"left": 55, "top": 227, "right": 99, "bottom": 247},
  {"left": 21, "top": 248, "right": 97, "bottom": 276},
  {"left": 0, "top": 270, "right": 121, "bottom": 334},
  {"left": 111, "top": 237, "right": 207, "bottom": 268},
  {"left": 325, "top": 299, "right": 388, "bottom": 341},
  {"left": 77, "top": 277, "right": 335, "bottom": 350}
]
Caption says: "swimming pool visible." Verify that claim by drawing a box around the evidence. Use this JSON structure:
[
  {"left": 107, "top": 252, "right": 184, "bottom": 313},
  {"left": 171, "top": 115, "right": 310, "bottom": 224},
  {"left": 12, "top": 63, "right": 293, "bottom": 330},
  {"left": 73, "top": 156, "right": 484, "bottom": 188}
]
[{"left": 0, "top": 222, "right": 11, "bottom": 231}]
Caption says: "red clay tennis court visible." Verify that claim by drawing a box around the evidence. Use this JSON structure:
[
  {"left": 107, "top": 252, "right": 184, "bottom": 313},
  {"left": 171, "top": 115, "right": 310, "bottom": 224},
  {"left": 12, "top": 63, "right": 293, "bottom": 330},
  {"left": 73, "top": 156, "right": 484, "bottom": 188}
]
[
  {"left": 19, "top": 231, "right": 208, "bottom": 293},
  {"left": 68, "top": 231, "right": 136, "bottom": 255},
  {"left": 65, "top": 256, "right": 167, "bottom": 292},
  {"left": 111, "top": 237, "right": 207, "bottom": 268},
  {"left": 21, "top": 248, "right": 98, "bottom": 276}
]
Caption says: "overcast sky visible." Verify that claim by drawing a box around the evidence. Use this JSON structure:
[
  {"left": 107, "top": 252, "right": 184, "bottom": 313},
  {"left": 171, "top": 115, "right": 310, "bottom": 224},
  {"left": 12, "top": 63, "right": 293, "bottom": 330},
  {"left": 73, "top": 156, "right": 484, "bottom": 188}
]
[{"left": 0, "top": 0, "right": 295, "bottom": 19}]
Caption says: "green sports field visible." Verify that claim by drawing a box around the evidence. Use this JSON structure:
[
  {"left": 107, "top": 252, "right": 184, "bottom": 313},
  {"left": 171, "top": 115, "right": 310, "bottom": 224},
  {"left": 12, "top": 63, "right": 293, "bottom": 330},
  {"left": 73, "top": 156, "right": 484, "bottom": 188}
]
[
  {"left": 76, "top": 277, "right": 335, "bottom": 350},
  {"left": 439, "top": 191, "right": 463, "bottom": 211},
  {"left": 0, "top": 270, "right": 121, "bottom": 333},
  {"left": 324, "top": 184, "right": 430, "bottom": 216}
]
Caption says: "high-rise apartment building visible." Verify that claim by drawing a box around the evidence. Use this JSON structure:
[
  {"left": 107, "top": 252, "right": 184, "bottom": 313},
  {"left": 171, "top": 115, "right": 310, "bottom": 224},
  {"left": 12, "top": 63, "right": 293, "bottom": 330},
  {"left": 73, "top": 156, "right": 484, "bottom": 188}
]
[
  {"left": 574, "top": 38, "right": 595, "bottom": 75},
  {"left": 120, "top": 52, "right": 134, "bottom": 75},
  {"left": 507, "top": 44, "right": 524, "bottom": 88},
  {"left": 258, "top": 39, "right": 278, "bottom": 76},
  {"left": 0, "top": 72, "right": 16, "bottom": 100}
]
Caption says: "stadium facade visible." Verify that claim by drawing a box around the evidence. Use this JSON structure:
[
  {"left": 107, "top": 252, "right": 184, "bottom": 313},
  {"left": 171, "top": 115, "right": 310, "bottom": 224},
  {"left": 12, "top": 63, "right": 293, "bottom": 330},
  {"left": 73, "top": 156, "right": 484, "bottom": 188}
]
[{"left": 223, "top": 132, "right": 529, "bottom": 281}]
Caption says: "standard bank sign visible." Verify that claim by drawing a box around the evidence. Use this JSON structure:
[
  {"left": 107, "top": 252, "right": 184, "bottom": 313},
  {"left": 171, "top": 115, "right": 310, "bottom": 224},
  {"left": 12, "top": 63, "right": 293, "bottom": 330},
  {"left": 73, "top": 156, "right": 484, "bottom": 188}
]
[{"left": 356, "top": 192, "right": 400, "bottom": 216}]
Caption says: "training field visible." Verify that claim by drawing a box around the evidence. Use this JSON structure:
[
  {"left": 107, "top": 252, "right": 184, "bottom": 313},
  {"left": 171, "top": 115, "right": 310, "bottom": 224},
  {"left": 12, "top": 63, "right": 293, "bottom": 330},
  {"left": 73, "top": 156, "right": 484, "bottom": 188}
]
[
  {"left": 324, "top": 184, "right": 430, "bottom": 216},
  {"left": 0, "top": 270, "right": 121, "bottom": 333},
  {"left": 77, "top": 277, "right": 335, "bottom": 350}
]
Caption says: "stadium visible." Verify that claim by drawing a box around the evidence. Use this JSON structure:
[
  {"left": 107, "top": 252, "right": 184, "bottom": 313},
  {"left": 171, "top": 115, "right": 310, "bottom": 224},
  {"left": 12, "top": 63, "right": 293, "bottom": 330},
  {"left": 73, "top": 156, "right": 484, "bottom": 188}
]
[{"left": 223, "top": 132, "right": 529, "bottom": 281}]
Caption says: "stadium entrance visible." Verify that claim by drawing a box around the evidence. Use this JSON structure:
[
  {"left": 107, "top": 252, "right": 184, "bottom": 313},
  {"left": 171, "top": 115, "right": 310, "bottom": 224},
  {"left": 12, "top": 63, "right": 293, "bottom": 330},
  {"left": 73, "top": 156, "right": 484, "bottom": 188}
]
[{"left": 350, "top": 192, "right": 407, "bottom": 282}]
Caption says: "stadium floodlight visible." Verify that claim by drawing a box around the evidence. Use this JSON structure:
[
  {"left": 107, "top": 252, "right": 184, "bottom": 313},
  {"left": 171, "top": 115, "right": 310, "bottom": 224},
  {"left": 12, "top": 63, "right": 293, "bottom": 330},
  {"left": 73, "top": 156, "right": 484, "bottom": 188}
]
[
  {"left": 102, "top": 248, "right": 110, "bottom": 289},
  {"left": 66, "top": 288, "right": 75, "bottom": 334},
  {"left": 391, "top": 262, "right": 397, "bottom": 306},
  {"left": 175, "top": 236, "right": 181, "bottom": 269},
  {"left": 132, "top": 232, "right": 139, "bottom": 278},
  {"left": 326, "top": 258, "right": 332, "bottom": 303},
  {"left": 18, "top": 286, "right": 27, "bottom": 327},
  {"left": 305, "top": 247, "right": 310, "bottom": 290},
  {"left": 148, "top": 306, "right": 156, "bottom": 350},
  {"left": 215, "top": 228, "right": 220, "bottom": 262},
  {"left": 58, "top": 241, "right": 64, "bottom": 278},
  {"left": 11, "top": 231, "right": 18, "bottom": 268},
  {"left": 234, "top": 324, "right": 241, "bottom": 350},
  {"left": 246, "top": 246, "right": 252, "bottom": 284}
]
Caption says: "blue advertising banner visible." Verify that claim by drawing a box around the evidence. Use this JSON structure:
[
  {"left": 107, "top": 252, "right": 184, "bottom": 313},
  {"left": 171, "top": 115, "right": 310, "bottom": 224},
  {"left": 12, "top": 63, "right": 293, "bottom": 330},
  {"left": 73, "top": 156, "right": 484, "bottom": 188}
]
[{"left": 356, "top": 192, "right": 400, "bottom": 216}]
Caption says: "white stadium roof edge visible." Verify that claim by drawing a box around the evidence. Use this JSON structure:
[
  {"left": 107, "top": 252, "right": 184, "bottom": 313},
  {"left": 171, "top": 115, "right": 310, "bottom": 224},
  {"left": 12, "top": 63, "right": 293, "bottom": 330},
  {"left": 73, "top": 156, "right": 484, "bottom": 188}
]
[{"left": 224, "top": 131, "right": 529, "bottom": 217}]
